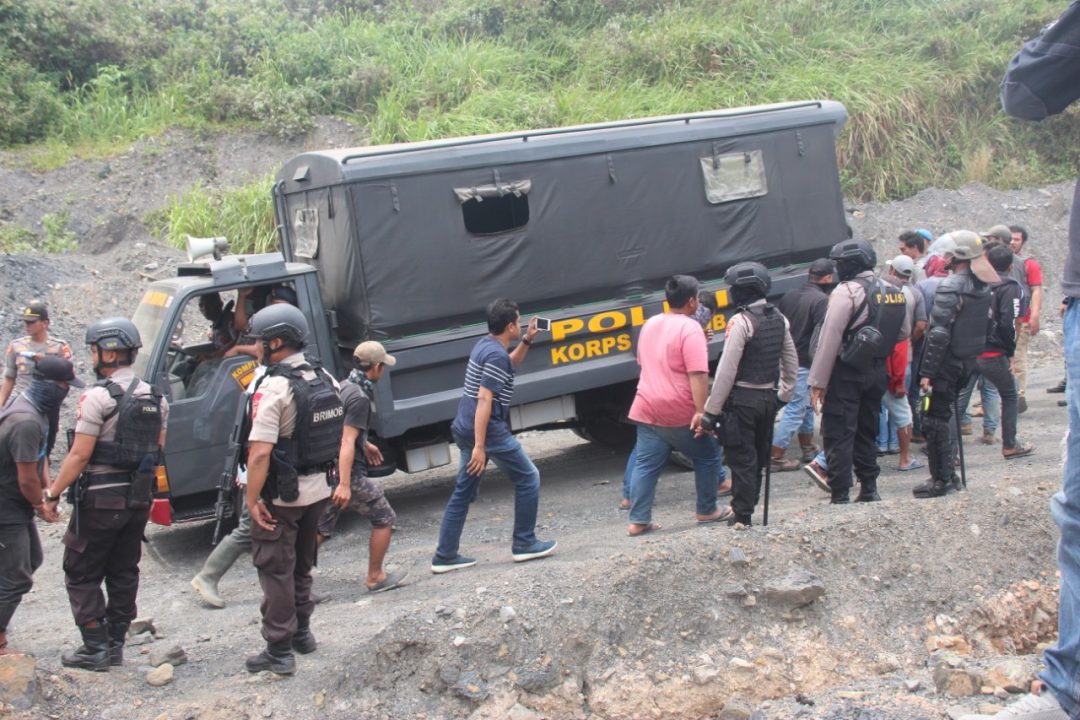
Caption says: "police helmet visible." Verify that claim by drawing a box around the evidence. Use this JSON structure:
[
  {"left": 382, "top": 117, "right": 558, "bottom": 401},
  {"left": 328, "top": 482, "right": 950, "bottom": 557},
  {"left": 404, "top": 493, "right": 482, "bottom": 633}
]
[
  {"left": 828, "top": 240, "right": 877, "bottom": 270},
  {"left": 248, "top": 303, "right": 308, "bottom": 347},
  {"left": 85, "top": 317, "right": 142, "bottom": 350},
  {"left": 724, "top": 262, "right": 772, "bottom": 297},
  {"left": 948, "top": 230, "right": 984, "bottom": 260}
]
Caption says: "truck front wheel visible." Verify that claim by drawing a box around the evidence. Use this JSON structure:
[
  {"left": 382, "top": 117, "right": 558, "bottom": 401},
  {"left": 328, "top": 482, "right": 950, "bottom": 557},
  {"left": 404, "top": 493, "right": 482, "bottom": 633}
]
[{"left": 573, "top": 384, "right": 637, "bottom": 450}]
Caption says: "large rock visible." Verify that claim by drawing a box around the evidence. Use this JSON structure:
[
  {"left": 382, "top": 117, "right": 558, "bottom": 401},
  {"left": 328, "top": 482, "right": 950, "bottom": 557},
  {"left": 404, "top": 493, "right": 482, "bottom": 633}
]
[
  {"left": 146, "top": 663, "right": 174, "bottom": 687},
  {"left": 149, "top": 645, "right": 187, "bottom": 667},
  {"left": 986, "top": 658, "right": 1031, "bottom": 693},
  {"left": 0, "top": 653, "right": 37, "bottom": 710},
  {"left": 762, "top": 569, "right": 826, "bottom": 608}
]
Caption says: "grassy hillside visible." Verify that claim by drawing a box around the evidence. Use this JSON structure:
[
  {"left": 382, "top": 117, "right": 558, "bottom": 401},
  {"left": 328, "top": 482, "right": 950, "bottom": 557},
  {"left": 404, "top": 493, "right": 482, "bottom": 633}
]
[{"left": 2, "top": 0, "right": 1078, "bottom": 251}]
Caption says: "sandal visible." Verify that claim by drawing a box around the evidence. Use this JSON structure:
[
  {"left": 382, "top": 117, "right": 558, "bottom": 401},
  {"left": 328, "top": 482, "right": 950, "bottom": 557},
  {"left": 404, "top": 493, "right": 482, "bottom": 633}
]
[
  {"left": 899, "top": 458, "right": 925, "bottom": 472},
  {"left": 1003, "top": 442, "right": 1036, "bottom": 460},
  {"left": 619, "top": 498, "right": 630, "bottom": 510},
  {"left": 696, "top": 506, "right": 734, "bottom": 525},
  {"left": 628, "top": 522, "right": 662, "bottom": 537}
]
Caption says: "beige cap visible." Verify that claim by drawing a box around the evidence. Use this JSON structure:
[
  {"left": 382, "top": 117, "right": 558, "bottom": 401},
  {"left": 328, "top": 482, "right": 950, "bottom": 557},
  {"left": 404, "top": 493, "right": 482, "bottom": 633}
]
[
  {"left": 951, "top": 230, "right": 1000, "bottom": 284},
  {"left": 353, "top": 340, "right": 396, "bottom": 367},
  {"left": 980, "top": 224, "right": 1012, "bottom": 244}
]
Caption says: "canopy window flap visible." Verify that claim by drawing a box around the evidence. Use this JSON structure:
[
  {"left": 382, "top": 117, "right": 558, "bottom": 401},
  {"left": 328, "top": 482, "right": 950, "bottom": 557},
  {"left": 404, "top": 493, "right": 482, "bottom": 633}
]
[
  {"left": 700, "top": 149, "right": 767, "bottom": 205},
  {"left": 454, "top": 179, "right": 532, "bottom": 204}
]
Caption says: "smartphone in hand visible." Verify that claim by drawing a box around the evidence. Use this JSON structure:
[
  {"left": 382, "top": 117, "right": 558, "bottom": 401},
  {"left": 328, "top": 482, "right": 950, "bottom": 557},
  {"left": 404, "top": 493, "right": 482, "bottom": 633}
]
[{"left": 535, "top": 317, "right": 551, "bottom": 332}]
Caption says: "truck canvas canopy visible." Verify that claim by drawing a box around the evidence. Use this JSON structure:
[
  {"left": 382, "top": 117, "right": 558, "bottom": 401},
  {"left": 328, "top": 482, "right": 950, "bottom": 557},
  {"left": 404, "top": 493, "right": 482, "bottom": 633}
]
[{"left": 275, "top": 101, "right": 848, "bottom": 345}]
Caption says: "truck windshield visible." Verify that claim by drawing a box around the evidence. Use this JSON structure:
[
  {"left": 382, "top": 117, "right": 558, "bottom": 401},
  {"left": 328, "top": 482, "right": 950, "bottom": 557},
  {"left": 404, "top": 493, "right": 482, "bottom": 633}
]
[{"left": 130, "top": 289, "right": 177, "bottom": 379}]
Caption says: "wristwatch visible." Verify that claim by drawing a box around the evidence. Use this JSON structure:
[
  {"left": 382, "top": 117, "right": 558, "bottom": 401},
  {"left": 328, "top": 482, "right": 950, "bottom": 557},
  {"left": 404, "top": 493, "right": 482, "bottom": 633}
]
[
  {"left": 44, "top": 493, "right": 60, "bottom": 503},
  {"left": 522, "top": 338, "right": 532, "bottom": 346}
]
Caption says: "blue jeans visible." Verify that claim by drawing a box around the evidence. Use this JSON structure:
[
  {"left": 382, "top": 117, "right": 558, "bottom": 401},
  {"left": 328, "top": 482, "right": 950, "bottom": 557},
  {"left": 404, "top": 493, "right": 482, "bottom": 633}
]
[
  {"left": 1041, "top": 299, "right": 1080, "bottom": 716},
  {"left": 773, "top": 366, "right": 814, "bottom": 449},
  {"left": 628, "top": 423, "right": 721, "bottom": 525},
  {"left": 960, "top": 374, "right": 1002, "bottom": 433},
  {"left": 435, "top": 431, "right": 540, "bottom": 559},
  {"left": 622, "top": 444, "right": 726, "bottom": 500}
]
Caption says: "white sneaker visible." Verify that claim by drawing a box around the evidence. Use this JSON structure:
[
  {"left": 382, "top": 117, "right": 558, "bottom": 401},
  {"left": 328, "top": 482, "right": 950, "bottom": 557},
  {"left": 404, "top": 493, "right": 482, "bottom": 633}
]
[{"left": 959, "top": 692, "right": 1067, "bottom": 720}]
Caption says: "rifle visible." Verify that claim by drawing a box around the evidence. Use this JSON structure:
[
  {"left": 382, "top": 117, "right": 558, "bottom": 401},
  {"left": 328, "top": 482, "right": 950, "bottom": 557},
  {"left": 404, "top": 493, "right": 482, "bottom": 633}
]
[{"left": 212, "top": 394, "right": 249, "bottom": 546}]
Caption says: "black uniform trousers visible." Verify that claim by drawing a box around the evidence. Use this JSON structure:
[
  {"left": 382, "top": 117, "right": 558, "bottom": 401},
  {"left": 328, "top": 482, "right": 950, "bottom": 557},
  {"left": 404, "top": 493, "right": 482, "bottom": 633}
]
[
  {"left": 62, "top": 485, "right": 148, "bottom": 627},
  {"left": 251, "top": 498, "right": 329, "bottom": 644},
  {"left": 922, "top": 357, "right": 974, "bottom": 489},
  {"left": 822, "top": 360, "right": 887, "bottom": 499},
  {"left": 721, "top": 387, "right": 778, "bottom": 525}
]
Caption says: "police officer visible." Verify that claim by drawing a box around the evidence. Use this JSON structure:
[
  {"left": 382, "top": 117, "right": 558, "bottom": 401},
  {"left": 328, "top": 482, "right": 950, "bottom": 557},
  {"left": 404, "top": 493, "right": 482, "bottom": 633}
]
[
  {"left": 700, "top": 263, "right": 798, "bottom": 526},
  {"left": 242, "top": 304, "right": 343, "bottom": 676},
  {"left": 912, "top": 231, "right": 997, "bottom": 498},
  {"left": 44, "top": 319, "right": 167, "bottom": 671},
  {"left": 809, "top": 240, "right": 907, "bottom": 503},
  {"left": 0, "top": 301, "right": 73, "bottom": 409}
]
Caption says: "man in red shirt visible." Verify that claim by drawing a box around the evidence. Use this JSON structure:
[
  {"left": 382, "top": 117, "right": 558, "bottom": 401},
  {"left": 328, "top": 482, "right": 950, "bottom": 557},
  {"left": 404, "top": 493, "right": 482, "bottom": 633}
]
[
  {"left": 625, "top": 275, "right": 729, "bottom": 536},
  {"left": 1009, "top": 225, "right": 1043, "bottom": 412}
]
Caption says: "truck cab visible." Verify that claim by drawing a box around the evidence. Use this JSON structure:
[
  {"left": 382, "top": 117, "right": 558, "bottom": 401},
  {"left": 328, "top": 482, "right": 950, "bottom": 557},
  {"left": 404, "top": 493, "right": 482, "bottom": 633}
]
[{"left": 130, "top": 253, "right": 338, "bottom": 523}]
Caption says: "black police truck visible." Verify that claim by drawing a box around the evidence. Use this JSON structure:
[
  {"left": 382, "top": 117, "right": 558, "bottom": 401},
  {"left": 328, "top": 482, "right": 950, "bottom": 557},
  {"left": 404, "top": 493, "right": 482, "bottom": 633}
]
[{"left": 129, "top": 100, "right": 850, "bottom": 525}]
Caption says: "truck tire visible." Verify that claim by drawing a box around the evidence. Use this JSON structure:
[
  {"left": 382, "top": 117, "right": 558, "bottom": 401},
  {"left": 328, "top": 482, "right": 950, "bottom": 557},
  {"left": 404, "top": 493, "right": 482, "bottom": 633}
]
[{"left": 574, "top": 384, "right": 637, "bottom": 450}]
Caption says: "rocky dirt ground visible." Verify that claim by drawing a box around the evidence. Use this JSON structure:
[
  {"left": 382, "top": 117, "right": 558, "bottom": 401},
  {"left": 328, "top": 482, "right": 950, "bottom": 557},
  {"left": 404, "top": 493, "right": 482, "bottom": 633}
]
[{"left": 0, "top": 121, "right": 1074, "bottom": 719}]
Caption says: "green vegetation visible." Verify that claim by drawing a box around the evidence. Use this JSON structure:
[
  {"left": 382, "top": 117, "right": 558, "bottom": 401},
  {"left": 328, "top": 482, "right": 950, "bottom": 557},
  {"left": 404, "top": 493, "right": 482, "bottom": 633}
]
[
  {"left": 149, "top": 178, "right": 278, "bottom": 255},
  {"left": 3, "top": 0, "right": 1079, "bottom": 252}
]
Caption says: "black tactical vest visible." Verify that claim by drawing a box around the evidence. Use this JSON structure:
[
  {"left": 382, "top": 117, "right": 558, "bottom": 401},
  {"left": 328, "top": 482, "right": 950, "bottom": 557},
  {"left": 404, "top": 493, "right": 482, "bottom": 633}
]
[
  {"left": 843, "top": 278, "right": 906, "bottom": 362},
  {"left": 88, "top": 378, "right": 164, "bottom": 471},
  {"left": 949, "top": 276, "right": 993, "bottom": 359},
  {"left": 735, "top": 304, "right": 785, "bottom": 385},
  {"left": 270, "top": 362, "right": 345, "bottom": 473}
]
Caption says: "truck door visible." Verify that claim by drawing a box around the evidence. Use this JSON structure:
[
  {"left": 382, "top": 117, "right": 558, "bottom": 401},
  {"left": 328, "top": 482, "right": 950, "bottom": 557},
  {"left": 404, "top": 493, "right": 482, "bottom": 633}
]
[{"left": 151, "top": 291, "right": 258, "bottom": 518}]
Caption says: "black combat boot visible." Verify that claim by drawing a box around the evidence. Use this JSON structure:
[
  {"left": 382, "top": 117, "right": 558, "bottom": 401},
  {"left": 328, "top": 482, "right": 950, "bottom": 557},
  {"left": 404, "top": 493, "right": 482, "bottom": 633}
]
[
  {"left": 107, "top": 622, "right": 129, "bottom": 666},
  {"left": 855, "top": 480, "right": 881, "bottom": 502},
  {"left": 61, "top": 623, "right": 110, "bottom": 671},
  {"left": 245, "top": 640, "right": 296, "bottom": 675},
  {"left": 291, "top": 616, "right": 317, "bottom": 654},
  {"left": 912, "top": 478, "right": 950, "bottom": 499},
  {"left": 830, "top": 488, "right": 850, "bottom": 504}
]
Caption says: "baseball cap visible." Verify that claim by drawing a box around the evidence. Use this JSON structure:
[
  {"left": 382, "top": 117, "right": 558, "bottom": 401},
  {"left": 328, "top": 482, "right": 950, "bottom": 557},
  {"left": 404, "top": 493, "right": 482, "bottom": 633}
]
[
  {"left": 887, "top": 255, "right": 915, "bottom": 278},
  {"left": 980, "top": 224, "right": 1012, "bottom": 244},
  {"left": 21, "top": 301, "right": 48, "bottom": 322},
  {"left": 353, "top": 341, "right": 396, "bottom": 367},
  {"left": 33, "top": 356, "right": 84, "bottom": 387},
  {"left": 808, "top": 258, "right": 835, "bottom": 277}
]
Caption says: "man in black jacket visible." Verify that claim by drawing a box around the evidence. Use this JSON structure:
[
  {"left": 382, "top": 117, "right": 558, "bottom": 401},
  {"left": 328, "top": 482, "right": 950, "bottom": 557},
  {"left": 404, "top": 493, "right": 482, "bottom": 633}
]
[
  {"left": 956, "top": 244, "right": 1034, "bottom": 460},
  {"left": 770, "top": 259, "right": 834, "bottom": 471},
  {"left": 912, "top": 231, "right": 996, "bottom": 499}
]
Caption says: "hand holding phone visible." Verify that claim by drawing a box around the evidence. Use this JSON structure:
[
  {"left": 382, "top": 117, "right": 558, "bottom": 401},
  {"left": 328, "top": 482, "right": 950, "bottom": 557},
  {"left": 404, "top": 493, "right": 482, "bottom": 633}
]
[{"left": 535, "top": 317, "right": 551, "bottom": 332}]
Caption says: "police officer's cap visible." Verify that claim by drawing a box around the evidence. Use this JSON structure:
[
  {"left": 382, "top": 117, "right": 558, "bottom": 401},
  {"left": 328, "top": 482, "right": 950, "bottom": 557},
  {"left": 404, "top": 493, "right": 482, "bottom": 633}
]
[
  {"left": 828, "top": 240, "right": 876, "bottom": 270},
  {"left": 85, "top": 317, "right": 142, "bottom": 351},
  {"left": 248, "top": 303, "right": 308, "bottom": 347},
  {"left": 724, "top": 262, "right": 771, "bottom": 296}
]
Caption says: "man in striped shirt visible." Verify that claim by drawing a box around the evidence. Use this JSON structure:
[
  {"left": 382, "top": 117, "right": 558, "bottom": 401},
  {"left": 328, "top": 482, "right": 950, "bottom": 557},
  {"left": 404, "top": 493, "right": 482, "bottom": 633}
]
[{"left": 431, "top": 299, "right": 557, "bottom": 573}]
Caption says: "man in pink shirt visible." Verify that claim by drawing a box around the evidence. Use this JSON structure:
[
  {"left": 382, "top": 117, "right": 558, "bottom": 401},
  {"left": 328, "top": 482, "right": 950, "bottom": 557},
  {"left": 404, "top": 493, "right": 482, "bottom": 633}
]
[{"left": 626, "top": 275, "right": 730, "bottom": 536}]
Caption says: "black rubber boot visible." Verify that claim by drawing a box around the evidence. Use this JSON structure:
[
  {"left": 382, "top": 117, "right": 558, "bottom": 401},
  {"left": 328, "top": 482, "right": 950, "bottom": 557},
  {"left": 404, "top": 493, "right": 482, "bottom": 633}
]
[
  {"left": 291, "top": 616, "right": 317, "bottom": 655},
  {"left": 855, "top": 480, "right": 881, "bottom": 502},
  {"left": 61, "top": 623, "right": 110, "bottom": 671},
  {"left": 108, "top": 622, "right": 129, "bottom": 667},
  {"left": 245, "top": 640, "right": 296, "bottom": 675}
]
